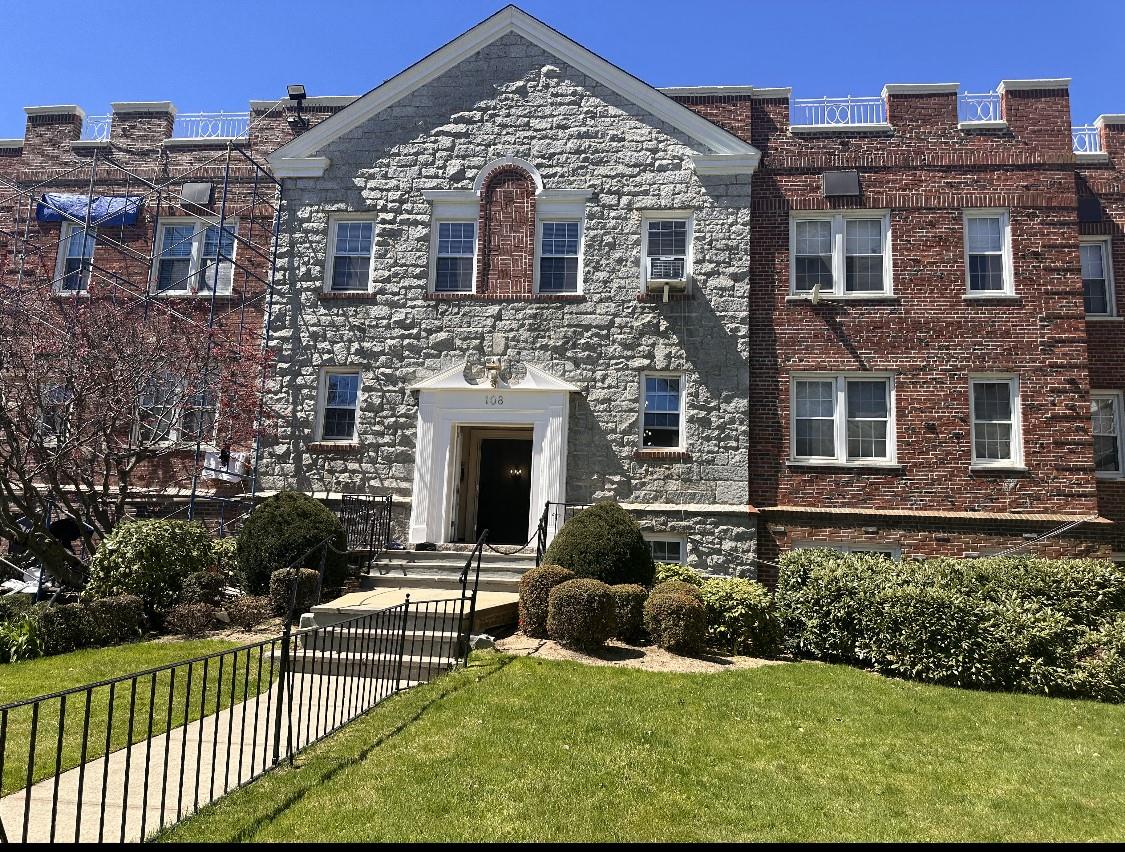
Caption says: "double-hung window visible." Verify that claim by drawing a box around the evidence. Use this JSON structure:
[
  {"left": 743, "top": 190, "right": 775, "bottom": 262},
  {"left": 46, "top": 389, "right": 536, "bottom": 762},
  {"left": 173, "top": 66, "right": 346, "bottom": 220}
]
[
  {"left": 154, "top": 219, "right": 237, "bottom": 295},
  {"left": 1081, "top": 238, "right": 1115, "bottom": 317},
  {"left": 641, "top": 374, "right": 684, "bottom": 449},
  {"left": 137, "top": 374, "right": 183, "bottom": 445},
  {"left": 1091, "top": 391, "right": 1124, "bottom": 477},
  {"left": 642, "top": 215, "right": 691, "bottom": 287},
  {"left": 180, "top": 388, "right": 218, "bottom": 444},
  {"left": 791, "top": 374, "right": 895, "bottom": 464},
  {"left": 56, "top": 223, "right": 96, "bottom": 293},
  {"left": 327, "top": 220, "right": 374, "bottom": 292},
  {"left": 40, "top": 386, "right": 72, "bottom": 443},
  {"left": 319, "top": 370, "right": 361, "bottom": 442},
  {"left": 964, "top": 210, "right": 1013, "bottom": 294},
  {"left": 645, "top": 536, "right": 685, "bottom": 564},
  {"left": 790, "top": 212, "right": 891, "bottom": 296},
  {"left": 538, "top": 221, "right": 581, "bottom": 293},
  {"left": 434, "top": 222, "right": 476, "bottom": 293},
  {"left": 969, "top": 376, "right": 1022, "bottom": 468}
]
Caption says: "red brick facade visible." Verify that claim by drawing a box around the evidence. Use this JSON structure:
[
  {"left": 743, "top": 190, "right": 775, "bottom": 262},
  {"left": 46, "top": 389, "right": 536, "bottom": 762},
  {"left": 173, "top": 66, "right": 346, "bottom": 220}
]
[{"left": 674, "top": 85, "right": 1124, "bottom": 579}]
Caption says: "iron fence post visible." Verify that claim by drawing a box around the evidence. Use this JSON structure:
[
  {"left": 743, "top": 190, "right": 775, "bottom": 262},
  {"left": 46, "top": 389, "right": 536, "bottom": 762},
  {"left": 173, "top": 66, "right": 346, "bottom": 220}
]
[
  {"left": 272, "top": 620, "right": 290, "bottom": 766},
  {"left": 395, "top": 595, "right": 411, "bottom": 694},
  {"left": 314, "top": 540, "right": 328, "bottom": 606}
]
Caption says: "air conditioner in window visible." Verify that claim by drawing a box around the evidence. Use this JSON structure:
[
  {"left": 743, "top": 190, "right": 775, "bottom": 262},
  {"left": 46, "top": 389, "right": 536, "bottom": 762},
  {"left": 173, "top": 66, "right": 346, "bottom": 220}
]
[
  {"left": 203, "top": 449, "right": 249, "bottom": 482},
  {"left": 645, "top": 256, "right": 688, "bottom": 301}
]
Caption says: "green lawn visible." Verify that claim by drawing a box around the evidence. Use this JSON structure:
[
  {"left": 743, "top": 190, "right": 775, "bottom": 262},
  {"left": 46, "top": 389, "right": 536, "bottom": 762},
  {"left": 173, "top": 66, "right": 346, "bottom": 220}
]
[
  {"left": 0, "top": 639, "right": 275, "bottom": 794},
  {"left": 158, "top": 653, "right": 1125, "bottom": 842}
]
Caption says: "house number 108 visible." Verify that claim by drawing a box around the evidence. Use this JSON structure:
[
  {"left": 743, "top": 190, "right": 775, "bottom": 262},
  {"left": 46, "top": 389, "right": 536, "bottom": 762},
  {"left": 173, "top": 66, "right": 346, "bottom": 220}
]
[{"left": 484, "top": 394, "right": 504, "bottom": 406}]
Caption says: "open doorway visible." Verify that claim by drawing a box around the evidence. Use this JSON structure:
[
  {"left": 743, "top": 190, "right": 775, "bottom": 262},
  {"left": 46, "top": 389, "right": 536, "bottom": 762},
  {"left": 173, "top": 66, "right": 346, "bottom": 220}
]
[{"left": 453, "top": 426, "right": 534, "bottom": 544}]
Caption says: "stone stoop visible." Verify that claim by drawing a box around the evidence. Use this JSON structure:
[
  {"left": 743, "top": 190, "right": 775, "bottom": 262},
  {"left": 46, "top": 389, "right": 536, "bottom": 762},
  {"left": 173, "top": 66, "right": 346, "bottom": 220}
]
[{"left": 365, "top": 547, "right": 536, "bottom": 595}]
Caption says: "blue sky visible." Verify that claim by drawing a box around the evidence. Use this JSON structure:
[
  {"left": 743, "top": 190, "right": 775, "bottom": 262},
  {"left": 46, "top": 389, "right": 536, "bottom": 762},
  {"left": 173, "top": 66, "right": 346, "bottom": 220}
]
[{"left": 2, "top": 0, "right": 1122, "bottom": 138}]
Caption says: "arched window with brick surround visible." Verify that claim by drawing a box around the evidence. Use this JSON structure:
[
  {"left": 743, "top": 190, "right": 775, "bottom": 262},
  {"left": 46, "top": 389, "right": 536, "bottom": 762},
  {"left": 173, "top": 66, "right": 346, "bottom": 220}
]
[{"left": 476, "top": 163, "right": 537, "bottom": 297}]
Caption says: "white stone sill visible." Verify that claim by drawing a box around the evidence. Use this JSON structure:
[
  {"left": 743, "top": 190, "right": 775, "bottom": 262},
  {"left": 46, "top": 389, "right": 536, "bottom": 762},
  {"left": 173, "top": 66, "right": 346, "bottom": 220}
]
[
  {"left": 785, "top": 294, "right": 899, "bottom": 303},
  {"left": 787, "top": 460, "right": 904, "bottom": 471},
  {"left": 1086, "top": 315, "right": 1123, "bottom": 322},
  {"left": 790, "top": 123, "right": 893, "bottom": 135},
  {"left": 969, "top": 465, "right": 1029, "bottom": 474}
]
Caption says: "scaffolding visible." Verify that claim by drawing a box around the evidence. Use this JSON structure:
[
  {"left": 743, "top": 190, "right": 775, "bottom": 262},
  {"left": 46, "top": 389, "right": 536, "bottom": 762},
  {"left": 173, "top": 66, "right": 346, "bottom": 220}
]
[{"left": 0, "top": 104, "right": 287, "bottom": 534}]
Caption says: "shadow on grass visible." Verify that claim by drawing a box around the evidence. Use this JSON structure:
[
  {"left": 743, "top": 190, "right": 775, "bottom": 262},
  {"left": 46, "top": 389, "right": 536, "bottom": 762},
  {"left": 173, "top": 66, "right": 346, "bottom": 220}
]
[{"left": 211, "top": 654, "right": 515, "bottom": 843}]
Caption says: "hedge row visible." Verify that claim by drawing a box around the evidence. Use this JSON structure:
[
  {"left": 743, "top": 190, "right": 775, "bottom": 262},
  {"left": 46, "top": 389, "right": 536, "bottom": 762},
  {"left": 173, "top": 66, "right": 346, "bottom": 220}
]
[
  {"left": 776, "top": 550, "right": 1125, "bottom": 701},
  {"left": 0, "top": 595, "right": 147, "bottom": 661}
]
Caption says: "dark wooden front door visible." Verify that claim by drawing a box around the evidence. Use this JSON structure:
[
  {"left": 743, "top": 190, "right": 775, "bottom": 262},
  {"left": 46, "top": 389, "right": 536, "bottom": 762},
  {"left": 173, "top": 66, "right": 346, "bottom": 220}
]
[{"left": 475, "top": 437, "right": 533, "bottom": 544}]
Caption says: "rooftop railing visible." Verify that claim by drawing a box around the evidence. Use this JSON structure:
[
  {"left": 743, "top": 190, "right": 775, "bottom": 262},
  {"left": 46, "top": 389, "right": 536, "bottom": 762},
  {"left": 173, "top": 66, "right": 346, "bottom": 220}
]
[
  {"left": 958, "top": 91, "right": 1001, "bottom": 123},
  {"left": 1073, "top": 124, "right": 1103, "bottom": 154},
  {"left": 79, "top": 115, "right": 112, "bottom": 142},
  {"left": 791, "top": 95, "right": 886, "bottom": 127},
  {"left": 172, "top": 111, "right": 250, "bottom": 139}
]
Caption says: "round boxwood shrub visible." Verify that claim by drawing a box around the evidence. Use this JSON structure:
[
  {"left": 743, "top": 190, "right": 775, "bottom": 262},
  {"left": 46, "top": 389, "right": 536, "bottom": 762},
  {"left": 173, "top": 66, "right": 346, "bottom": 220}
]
[
  {"left": 225, "top": 596, "right": 273, "bottom": 630},
  {"left": 546, "top": 578, "right": 616, "bottom": 651},
  {"left": 644, "top": 592, "right": 707, "bottom": 654},
  {"left": 237, "top": 492, "right": 347, "bottom": 594},
  {"left": 610, "top": 584, "right": 648, "bottom": 643},
  {"left": 180, "top": 570, "right": 227, "bottom": 606},
  {"left": 165, "top": 603, "right": 217, "bottom": 637},
  {"left": 541, "top": 501, "right": 655, "bottom": 586},
  {"left": 699, "top": 577, "right": 782, "bottom": 657},
  {"left": 33, "top": 602, "right": 91, "bottom": 656},
  {"left": 269, "top": 567, "right": 321, "bottom": 617},
  {"left": 518, "top": 564, "right": 576, "bottom": 638},
  {"left": 86, "top": 520, "right": 214, "bottom": 616},
  {"left": 650, "top": 580, "right": 704, "bottom": 602},
  {"left": 654, "top": 562, "right": 703, "bottom": 586}
]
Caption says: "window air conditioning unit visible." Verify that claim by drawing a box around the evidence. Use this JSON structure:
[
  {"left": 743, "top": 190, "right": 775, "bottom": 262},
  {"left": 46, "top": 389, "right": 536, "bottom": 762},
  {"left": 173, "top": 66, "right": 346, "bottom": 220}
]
[
  {"left": 203, "top": 449, "right": 249, "bottom": 482},
  {"left": 646, "top": 256, "right": 688, "bottom": 302}
]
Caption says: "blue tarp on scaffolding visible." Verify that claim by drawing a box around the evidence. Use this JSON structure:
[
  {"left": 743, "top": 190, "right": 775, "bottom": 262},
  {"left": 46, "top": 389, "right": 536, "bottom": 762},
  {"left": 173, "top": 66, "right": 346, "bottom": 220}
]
[{"left": 35, "top": 193, "right": 143, "bottom": 226}]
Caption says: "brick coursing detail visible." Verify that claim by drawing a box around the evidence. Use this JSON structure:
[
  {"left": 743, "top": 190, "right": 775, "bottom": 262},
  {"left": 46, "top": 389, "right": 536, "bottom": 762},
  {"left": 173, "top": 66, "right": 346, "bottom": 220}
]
[{"left": 477, "top": 165, "right": 536, "bottom": 296}]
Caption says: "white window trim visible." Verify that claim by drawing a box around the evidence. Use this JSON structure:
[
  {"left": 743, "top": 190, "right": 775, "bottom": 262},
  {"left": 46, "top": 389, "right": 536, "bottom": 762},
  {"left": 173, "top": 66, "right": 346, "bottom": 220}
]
[
  {"left": 132, "top": 377, "right": 220, "bottom": 449},
  {"left": 639, "top": 371, "right": 687, "bottom": 451},
  {"left": 54, "top": 222, "right": 95, "bottom": 295},
  {"left": 792, "top": 540, "right": 902, "bottom": 560},
  {"left": 323, "top": 214, "right": 376, "bottom": 293},
  {"left": 963, "top": 209, "right": 1014, "bottom": 297},
  {"left": 424, "top": 190, "right": 478, "bottom": 295},
  {"left": 150, "top": 217, "right": 239, "bottom": 297},
  {"left": 315, "top": 367, "right": 363, "bottom": 443},
  {"left": 533, "top": 216, "right": 585, "bottom": 295},
  {"left": 969, "top": 374, "right": 1024, "bottom": 470},
  {"left": 639, "top": 210, "right": 694, "bottom": 293},
  {"left": 789, "top": 372, "right": 897, "bottom": 466},
  {"left": 1091, "top": 389, "right": 1125, "bottom": 480},
  {"left": 788, "top": 210, "right": 893, "bottom": 298},
  {"left": 1080, "top": 236, "right": 1116, "bottom": 318},
  {"left": 643, "top": 533, "right": 687, "bottom": 565}
]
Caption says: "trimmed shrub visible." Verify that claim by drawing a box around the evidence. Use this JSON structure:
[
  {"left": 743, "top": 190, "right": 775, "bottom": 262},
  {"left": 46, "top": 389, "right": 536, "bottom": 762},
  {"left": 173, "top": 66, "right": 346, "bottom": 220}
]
[
  {"left": 84, "top": 595, "right": 146, "bottom": 646},
  {"left": 237, "top": 491, "right": 347, "bottom": 595},
  {"left": 654, "top": 562, "right": 703, "bottom": 586},
  {"left": 34, "top": 603, "right": 91, "bottom": 656},
  {"left": 269, "top": 568, "right": 320, "bottom": 617},
  {"left": 180, "top": 571, "right": 227, "bottom": 606},
  {"left": 546, "top": 578, "right": 616, "bottom": 651},
  {"left": 165, "top": 603, "right": 217, "bottom": 637},
  {"left": 541, "top": 501, "right": 655, "bottom": 586},
  {"left": 644, "top": 592, "right": 707, "bottom": 655},
  {"left": 518, "top": 564, "right": 576, "bottom": 638},
  {"left": 225, "top": 596, "right": 273, "bottom": 630},
  {"left": 0, "top": 593, "right": 33, "bottom": 625},
  {"left": 700, "top": 577, "right": 782, "bottom": 657},
  {"left": 650, "top": 580, "right": 704, "bottom": 602},
  {"left": 86, "top": 520, "right": 214, "bottom": 616},
  {"left": 610, "top": 584, "right": 648, "bottom": 643},
  {"left": 776, "top": 549, "right": 1125, "bottom": 700}
]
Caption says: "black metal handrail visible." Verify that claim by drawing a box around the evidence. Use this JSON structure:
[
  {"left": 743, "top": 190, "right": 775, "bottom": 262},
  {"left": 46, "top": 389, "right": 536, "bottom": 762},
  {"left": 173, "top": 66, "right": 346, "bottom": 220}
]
[
  {"left": 457, "top": 529, "right": 488, "bottom": 664},
  {"left": 533, "top": 501, "right": 592, "bottom": 566},
  {"left": 337, "top": 495, "right": 394, "bottom": 575}
]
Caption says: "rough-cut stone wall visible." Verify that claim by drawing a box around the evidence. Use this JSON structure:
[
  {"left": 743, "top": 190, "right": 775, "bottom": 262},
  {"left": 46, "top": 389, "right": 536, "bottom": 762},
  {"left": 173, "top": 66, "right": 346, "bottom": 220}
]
[{"left": 258, "top": 33, "right": 756, "bottom": 574}]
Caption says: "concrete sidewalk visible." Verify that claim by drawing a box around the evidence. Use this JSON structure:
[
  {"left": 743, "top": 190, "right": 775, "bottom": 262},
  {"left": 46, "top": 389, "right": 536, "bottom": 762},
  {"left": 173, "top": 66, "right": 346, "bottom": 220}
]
[{"left": 0, "top": 669, "right": 399, "bottom": 844}]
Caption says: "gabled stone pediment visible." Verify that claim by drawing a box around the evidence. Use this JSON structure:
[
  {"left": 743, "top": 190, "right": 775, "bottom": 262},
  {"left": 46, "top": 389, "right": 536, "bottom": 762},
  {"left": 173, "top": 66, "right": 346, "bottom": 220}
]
[
  {"left": 270, "top": 5, "right": 759, "bottom": 178},
  {"left": 409, "top": 360, "right": 579, "bottom": 392}
]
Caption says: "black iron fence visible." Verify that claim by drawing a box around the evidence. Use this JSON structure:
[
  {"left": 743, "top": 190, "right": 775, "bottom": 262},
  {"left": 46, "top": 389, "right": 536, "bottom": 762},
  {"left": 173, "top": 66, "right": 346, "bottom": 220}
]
[
  {"left": 0, "top": 530, "right": 488, "bottom": 844},
  {"left": 338, "top": 495, "right": 395, "bottom": 574},
  {"left": 534, "top": 501, "right": 592, "bottom": 566}
]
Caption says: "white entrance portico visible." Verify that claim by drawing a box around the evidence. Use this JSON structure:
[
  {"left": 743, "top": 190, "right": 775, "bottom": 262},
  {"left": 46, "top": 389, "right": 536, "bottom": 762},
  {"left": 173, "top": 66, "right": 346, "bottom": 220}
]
[{"left": 407, "top": 361, "right": 579, "bottom": 545}]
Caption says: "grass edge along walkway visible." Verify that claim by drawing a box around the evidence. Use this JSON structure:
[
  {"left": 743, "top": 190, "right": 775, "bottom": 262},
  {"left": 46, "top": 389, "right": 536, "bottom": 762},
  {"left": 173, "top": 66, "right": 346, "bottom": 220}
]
[{"left": 158, "top": 653, "right": 1125, "bottom": 843}]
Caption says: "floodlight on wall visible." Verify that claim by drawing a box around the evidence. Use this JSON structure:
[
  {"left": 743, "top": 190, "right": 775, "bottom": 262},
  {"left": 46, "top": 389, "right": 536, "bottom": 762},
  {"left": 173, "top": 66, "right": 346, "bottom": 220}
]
[{"left": 286, "top": 84, "right": 309, "bottom": 131}]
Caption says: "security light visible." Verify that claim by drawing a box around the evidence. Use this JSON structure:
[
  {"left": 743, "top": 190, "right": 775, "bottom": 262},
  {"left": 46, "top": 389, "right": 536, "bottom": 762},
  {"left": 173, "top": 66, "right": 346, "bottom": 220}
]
[
  {"left": 287, "top": 84, "right": 307, "bottom": 102},
  {"left": 286, "top": 84, "right": 309, "bottom": 131}
]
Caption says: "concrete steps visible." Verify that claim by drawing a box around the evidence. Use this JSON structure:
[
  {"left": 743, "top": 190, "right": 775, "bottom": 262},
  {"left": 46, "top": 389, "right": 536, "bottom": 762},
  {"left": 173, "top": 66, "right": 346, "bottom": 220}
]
[{"left": 362, "top": 547, "right": 534, "bottom": 595}]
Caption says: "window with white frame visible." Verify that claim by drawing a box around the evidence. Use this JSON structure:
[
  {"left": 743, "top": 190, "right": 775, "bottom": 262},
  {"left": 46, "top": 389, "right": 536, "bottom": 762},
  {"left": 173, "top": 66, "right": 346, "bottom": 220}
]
[
  {"left": 646, "top": 536, "right": 685, "bottom": 564},
  {"left": 641, "top": 374, "right": 684, "bottom": 449},
  {"left": 790, "top": 212, "right": 891, "bottom": 296},
  {"left": 538, "top": 221, "right": 581, "bottom": 293},
  {"left": 327, "top": 220, "right": 374, "bottom": 292},
  {"left": 969, "top": 376, "right": 1022, "bottom": 467},
  {"left": 1091, "top": 391, "right": 1123, "bottom": 476},
  {"left": 56, "top": 223, "right": 96, "bottom": 292},
  {"left": 791, "top": 374, "right": 894, "bottom": 463},
  {"left": 319, "top": 370, "right": 361, "bottom": 442},
  {"left": 964, "top": 211, "right": 1013, "bottom": 294},
  {"left": 154, "top": 219, "right": 237, "bottom": 295},
  {"left": 434, "top": 221, "right": 476, "bottom": 293},
  {"left": 180, "top": 388, "right": 218, "bottom": 444},
  {"left": 792, "top": 541, "right": 901, "bottom": 560},
  {"left": 40, "top": 385, "right": 72, "bottom": 442},
  {"left": 137, "top": 374, "right": 183, "bottom": 444},
  {"left": 642, "top": 215, "right": 691, "bottom": 285},
  {"left": 1081, "top": 238, "right": 1115, "bottom": 317}
]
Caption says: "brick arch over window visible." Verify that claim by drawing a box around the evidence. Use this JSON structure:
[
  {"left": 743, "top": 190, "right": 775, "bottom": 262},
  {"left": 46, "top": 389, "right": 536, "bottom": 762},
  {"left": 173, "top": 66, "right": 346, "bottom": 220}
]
[{"left": 477, "top": 165, "right": 537, "bottom": 296}]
